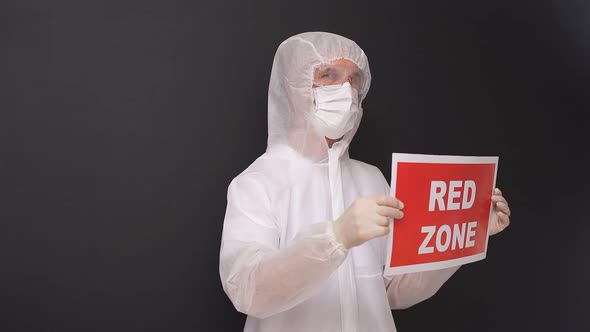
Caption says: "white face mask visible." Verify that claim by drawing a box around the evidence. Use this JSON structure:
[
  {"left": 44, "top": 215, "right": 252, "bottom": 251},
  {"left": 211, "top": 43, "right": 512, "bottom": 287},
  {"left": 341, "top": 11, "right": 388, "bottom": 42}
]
[{"left": 311, "top": 82, "right": 360, "bottom": 140}]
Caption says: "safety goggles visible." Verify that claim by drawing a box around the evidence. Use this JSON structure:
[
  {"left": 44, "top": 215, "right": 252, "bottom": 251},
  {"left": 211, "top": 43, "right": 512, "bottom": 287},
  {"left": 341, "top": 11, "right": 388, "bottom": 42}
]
[{"left": 313, "top": 61, "right": 367, "bottom": 93}]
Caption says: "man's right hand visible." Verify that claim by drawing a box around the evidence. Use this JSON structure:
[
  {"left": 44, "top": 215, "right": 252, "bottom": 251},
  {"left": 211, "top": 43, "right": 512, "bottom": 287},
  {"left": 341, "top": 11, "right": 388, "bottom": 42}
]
[{"left": 332, "top": 196, "right": 405, "bottom": 249}]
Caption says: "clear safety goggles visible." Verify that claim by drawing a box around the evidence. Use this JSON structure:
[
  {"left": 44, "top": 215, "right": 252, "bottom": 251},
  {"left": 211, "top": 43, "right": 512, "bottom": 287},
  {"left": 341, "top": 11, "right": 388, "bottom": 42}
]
[{"left": 312, "top": 61, "right": 367, "bottom": 93}]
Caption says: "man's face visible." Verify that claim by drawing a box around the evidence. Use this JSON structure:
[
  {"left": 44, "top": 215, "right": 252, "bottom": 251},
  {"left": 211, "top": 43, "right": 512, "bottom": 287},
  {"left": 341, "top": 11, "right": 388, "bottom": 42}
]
[
  {"left": 313, "top": 59, "right": 364, "bottom": 92},
  {"left": 311, "top": 59, "right": 364, "bottom": 145}
]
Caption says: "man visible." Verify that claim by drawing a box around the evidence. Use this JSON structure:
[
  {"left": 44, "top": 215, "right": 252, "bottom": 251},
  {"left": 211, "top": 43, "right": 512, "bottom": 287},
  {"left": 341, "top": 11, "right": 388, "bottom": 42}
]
[{"left": 219, "top": 31, "right": 511, "bottom": 332}]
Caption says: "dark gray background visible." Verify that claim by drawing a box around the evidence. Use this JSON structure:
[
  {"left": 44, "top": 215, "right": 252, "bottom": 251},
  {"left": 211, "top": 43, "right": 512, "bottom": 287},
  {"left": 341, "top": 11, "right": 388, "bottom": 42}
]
[{"left": 1, "top": 1, "right": 588, "bottom": 331}]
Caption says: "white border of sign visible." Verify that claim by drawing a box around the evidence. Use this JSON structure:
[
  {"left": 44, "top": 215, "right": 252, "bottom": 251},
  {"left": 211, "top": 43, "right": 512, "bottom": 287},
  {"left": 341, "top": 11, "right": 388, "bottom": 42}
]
[{"left": 384, "top": 153, "right": 499, "bottom": 276}]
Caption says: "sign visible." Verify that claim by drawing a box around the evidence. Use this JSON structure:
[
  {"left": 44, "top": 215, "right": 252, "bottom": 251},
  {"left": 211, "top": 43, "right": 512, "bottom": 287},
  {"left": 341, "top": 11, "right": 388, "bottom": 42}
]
[{"left": 384, "top": 153, "right": 498, "bottom": 276}]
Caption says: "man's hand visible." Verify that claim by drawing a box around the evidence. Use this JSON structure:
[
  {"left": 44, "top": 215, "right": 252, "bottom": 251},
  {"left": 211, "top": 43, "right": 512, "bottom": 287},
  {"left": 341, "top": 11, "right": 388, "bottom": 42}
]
[
  {"left": 333, "top": 196, "right": 404, "bottom": 249},
  {"left": 489, "top": 188, "right": 511, "bottom": 236}
]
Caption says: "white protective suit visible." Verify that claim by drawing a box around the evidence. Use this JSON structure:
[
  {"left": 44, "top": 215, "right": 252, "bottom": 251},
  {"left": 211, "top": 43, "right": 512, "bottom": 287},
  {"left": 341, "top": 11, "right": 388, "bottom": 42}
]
[{"left": 219, "top": 31, "right": 460, "bottom": 332}]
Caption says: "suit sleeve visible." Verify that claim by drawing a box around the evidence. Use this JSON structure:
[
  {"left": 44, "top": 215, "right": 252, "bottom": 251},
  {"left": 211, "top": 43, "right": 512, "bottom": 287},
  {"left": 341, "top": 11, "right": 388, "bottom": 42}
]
[{"left": 219, "top": 173, "right": 348, "bottom": 318}]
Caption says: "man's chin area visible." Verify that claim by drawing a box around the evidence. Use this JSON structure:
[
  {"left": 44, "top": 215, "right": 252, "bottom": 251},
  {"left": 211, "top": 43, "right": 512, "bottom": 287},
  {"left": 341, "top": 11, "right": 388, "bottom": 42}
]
[{"left": 325, "top": 136, "right": 344, "bottom": 148}]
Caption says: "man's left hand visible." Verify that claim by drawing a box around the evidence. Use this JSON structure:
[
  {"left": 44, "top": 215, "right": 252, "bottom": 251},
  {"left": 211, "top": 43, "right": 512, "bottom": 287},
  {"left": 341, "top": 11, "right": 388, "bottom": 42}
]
[{"left": 489, "top": 187, "right": 511, "bottom": 236}]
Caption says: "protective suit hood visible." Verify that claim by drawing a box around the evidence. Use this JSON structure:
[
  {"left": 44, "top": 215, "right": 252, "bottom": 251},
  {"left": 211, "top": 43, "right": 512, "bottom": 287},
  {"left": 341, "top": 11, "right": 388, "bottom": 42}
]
[{"left": 266, "top": 31, "right": 372, "bottom": 162}]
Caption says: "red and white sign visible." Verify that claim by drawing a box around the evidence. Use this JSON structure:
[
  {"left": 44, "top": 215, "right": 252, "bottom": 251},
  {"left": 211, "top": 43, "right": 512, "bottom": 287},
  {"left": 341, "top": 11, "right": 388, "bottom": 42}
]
[{"left": 384, "top": 153, "right": 498, "bottom": 276}]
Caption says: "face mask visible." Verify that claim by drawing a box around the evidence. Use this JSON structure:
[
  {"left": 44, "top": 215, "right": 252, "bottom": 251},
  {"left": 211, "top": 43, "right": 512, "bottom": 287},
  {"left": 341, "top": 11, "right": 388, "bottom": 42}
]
[{"left": 311, "top": 82, "right": 360, "bottom": 140}]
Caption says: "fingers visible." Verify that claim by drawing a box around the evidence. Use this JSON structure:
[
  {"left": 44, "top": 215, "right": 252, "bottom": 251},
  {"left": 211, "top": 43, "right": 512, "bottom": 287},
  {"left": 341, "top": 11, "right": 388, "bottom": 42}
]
[
  {"left": 378, "top": 225, "right": 390, "bottom": 236},
  {"left": 367, "top": 224, "right": 390, "bottom": 238},
  {"left": 374, "top": 215, "right": 390, "bottom": 226},
  {"left": 497, "top": 211, "right": 510, "bottom": 227},
  {"left": 492, "top": 188, "right": 510, "bottom": 217},
  {"left": 376, "top": 205, "right": 404, "bottom": 220},
  {"left": 491, "top": 196, "right": 507, "bottom": 206},
  {"left": 495, "top": 201, "right": 511, "bottom": 217},
  {"left": 375, "top": 196, "right": 404, "bottom": 209}
]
